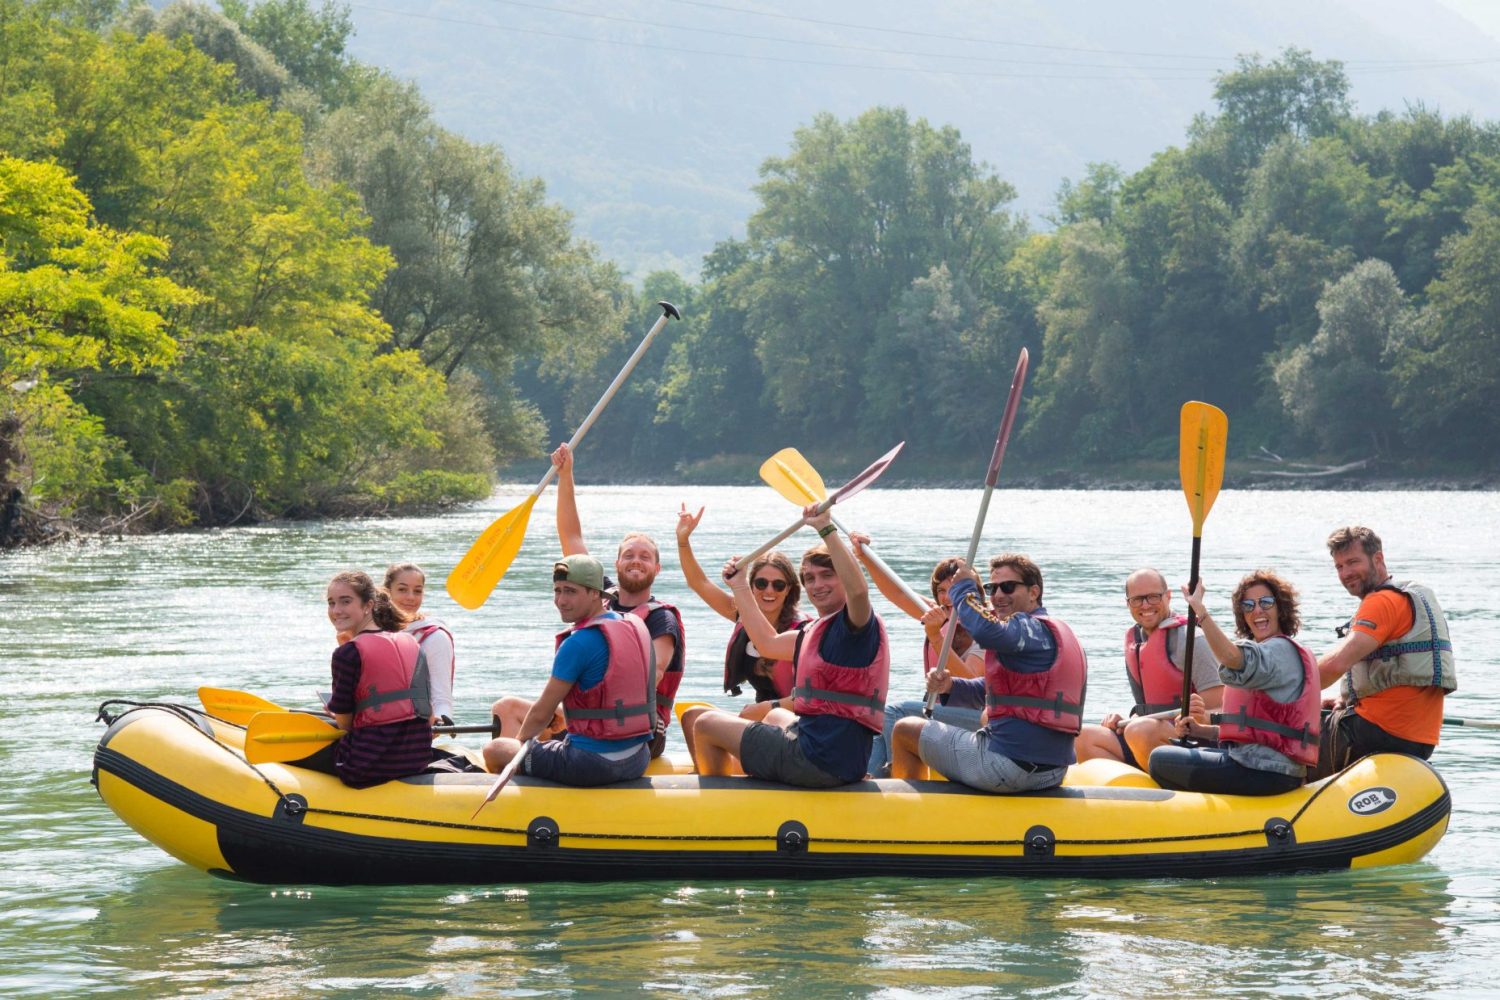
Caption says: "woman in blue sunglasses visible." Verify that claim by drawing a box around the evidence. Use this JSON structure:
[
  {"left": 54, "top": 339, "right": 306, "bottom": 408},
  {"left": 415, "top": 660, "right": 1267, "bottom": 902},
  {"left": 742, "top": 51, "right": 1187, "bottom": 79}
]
[{"left": 1147, "top": 569, "right": 1322, "bottom": 795}]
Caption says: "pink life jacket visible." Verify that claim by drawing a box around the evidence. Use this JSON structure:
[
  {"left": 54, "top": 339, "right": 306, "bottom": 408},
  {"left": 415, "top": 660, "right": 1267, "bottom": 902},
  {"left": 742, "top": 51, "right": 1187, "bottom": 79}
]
[
  {"left": 619, "top": 598, "right": 684, "bottom": 734},
  {"left": 984, "top": 615, "right": 1088, "bottom": 735},
  {"left": 791, "top": 612, "right": 890, "bottom": 733},
  {"left": 558, "top": 614, "right": 656, "bottom": 741},
  {"left": 351, "top": 631, "right": 427, "bottom": 728},
  {"left": 723, "top": 618, "right": 808, "bottom": 699},
  {"left": 1212, "top": 635, "right": 1322, "bottom": 766},
  {"left": 1124, "top": 616, "right": 1190, "bottom": 715}
]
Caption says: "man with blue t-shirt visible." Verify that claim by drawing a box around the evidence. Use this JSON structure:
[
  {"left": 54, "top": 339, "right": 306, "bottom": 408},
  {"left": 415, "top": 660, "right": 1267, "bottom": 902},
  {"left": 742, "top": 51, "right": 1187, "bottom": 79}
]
[
  {"left": 686, "top": 503, "right": 890, "bottom": 786},
  {"left": 481, "top": 554, "right": 655, "bottom": 786},
  {"left": 891, "top": 554, "right": 1087, "bottom": 793}
]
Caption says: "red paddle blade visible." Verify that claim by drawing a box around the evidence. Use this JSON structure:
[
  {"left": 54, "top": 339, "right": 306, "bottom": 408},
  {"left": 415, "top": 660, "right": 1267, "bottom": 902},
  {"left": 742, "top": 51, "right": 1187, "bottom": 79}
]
[
  {"left": 986, "top": 348, "right": 1029, "bottom": 486},
  {"left": 827, "top": 441, "right": 904, "bottom": 507}
]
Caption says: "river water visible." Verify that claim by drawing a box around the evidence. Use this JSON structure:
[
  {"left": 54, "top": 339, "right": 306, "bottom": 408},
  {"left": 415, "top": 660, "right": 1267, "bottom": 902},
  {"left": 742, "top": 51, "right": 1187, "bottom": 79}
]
[{"left": 2, "top": 485, "right": 1497, "bottom": 997}]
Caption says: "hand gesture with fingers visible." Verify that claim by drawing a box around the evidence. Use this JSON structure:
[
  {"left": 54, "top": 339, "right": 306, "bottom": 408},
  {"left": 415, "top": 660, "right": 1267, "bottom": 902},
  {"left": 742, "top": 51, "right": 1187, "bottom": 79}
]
[{"left": 676, "top": 503, "right": 705, "bottom": 543}]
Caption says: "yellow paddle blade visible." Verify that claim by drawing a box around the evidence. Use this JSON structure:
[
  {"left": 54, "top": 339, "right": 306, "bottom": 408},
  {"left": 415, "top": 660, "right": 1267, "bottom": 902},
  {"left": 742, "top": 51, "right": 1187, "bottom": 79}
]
[
  {"left": 1179, "top": 401, "right": 1228, "bottom": 536},
  {"left": 198, "top": 686, "right": 287, "bottom": 726},
  {"left": 446, "top": 493, "right": 540, "bottom": 610},
  {"left": 673, "top": 699, "right": 717, "bottom": 725},
  {"left": 759, "top": 448, "right": 829, "bottom": 506},
  {"left": 243, "top": 711, "right": 344, "bottom": 764}
]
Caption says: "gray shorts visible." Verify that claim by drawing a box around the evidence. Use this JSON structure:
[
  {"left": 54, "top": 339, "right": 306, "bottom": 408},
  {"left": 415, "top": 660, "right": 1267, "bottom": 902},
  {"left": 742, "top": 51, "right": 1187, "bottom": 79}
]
[
  {"left": 739, "top": 721, "right": 848, "bottom": 788},
  {"left": 523, "top": 737, "right": 650, "bottom": 786},
  {"left": 918, "top": 722, "right": 1066, "bottom": 793}
]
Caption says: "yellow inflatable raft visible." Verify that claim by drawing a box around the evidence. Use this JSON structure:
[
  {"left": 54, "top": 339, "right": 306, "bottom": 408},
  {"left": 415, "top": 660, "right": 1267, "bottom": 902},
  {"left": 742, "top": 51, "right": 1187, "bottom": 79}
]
[{"left": 93, "top": 703, "right": 1450, "bottom": 885}]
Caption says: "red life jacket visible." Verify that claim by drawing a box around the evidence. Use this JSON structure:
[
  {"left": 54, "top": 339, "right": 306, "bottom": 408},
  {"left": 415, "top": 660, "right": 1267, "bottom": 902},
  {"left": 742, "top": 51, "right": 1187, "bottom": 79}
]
[
  {"left": 351, "top": 631, "right": 428, "bottom": 728},
  {"left": 558, "top": 614, "right": 656, "bottom": 741},
  {"left": 620, "top": 598, "right": 685, "bottom": 733},
  {"left": 791, "top": 612, "right": 890, "bottom": 733},
  {"left": 1212, "top": 635, "right": 1322, "bottom": 766},
  {"left": 1123, "top": 616, "right": 1190, "bottom": 715},
  {"left": 984, "top": 615, "right": 1088, "bottom": 735},
  {"left": 723, "top": 619, "right": 805, "bottom": 699}
]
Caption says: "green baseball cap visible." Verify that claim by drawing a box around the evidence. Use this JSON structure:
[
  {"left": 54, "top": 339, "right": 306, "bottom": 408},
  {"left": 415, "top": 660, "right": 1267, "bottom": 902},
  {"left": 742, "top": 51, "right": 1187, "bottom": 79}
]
[{"left": 552, "top": 553, "right": 605, "bottom": 591}]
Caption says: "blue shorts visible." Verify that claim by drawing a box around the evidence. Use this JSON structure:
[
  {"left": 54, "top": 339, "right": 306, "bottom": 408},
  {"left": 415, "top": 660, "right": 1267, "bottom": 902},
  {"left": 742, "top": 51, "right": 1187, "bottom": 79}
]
[{"left": 523, "top": 736, "right": 649, "bottom": 786}]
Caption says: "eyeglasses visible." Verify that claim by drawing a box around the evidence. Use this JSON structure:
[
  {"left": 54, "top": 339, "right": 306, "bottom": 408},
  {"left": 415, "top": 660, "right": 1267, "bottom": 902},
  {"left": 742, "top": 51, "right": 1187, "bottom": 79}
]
[
  {"left": 985, "top": 580, "right": 1025, "bottom": 596},
  {"left": 1238, "top": 595, "right": 1277, "bottom": 612},
  {"left": 1126, "top": 591, "right": 1166, "bottom": 608},
  {"left": 752, "top": 577, "right": 788, "bottom": 593}
]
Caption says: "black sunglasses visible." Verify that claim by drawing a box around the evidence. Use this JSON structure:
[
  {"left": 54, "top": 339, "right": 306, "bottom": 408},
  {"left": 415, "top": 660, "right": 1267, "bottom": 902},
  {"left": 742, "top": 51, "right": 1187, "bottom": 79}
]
[
  {"left": 752, "top": 577, "right": 788, "bottom": 593},
  {"left": 985, "top": 580, "right": 1025, "bottom": 596}
]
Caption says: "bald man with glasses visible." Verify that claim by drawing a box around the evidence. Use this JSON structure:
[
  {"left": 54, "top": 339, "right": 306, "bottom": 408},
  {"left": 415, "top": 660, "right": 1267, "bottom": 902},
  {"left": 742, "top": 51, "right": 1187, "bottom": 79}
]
[{"left": 1074, "top": 567, "right": 1223, "bottom": 769}]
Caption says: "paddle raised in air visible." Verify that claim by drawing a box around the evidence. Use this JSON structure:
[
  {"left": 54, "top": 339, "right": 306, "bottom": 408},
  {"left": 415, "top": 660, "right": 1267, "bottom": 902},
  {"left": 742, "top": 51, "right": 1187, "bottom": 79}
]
[
  {"left": 1175, "top": 401, "right": 1228, "bottom": 722},
  {"left": 924, "top": 347, "right": 1029, "bottom": 717},
  {"left": 446, "top": 301, "right": 680, "bottom": 610},
  {"left": 759, "top": 447, "right": 927, "bottom": 608},
  {"left": 730, "top": 441, "right": 904, "bottom": 576}
]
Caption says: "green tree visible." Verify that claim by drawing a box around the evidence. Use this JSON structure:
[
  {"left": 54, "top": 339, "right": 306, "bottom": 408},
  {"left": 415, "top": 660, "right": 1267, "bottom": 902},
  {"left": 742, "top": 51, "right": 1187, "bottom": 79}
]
[
  {"left": 1391, "top": 205, "right": 1500, "bottom": 457},
  {"left": 0, "top": 155, "right": 193, "bottom": 518},
  {"left": 309, "top": 73, "right": 627, "bottom": 459},
  {"left": 1273, "top": 259, "right": 1412, "bottom": 454}
]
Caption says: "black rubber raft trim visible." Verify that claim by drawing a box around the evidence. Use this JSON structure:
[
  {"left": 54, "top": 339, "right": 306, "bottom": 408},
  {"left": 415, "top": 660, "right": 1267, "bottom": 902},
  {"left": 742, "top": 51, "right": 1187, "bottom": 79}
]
[{"left": 94, "top": 745, "right": 1451, "bottom": 886}]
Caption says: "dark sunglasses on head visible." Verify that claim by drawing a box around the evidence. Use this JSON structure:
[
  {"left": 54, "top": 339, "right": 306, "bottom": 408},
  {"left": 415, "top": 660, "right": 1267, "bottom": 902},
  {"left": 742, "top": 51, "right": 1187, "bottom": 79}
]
[
  {"left": 1239, "top": 595, "right": 1277, "bottom": 612},
  {"left": 985, "top": 580, "right": 1025, "bottom": 596},
  {"left": 752, "top": 577, "right": 788, "bottom": 593}
]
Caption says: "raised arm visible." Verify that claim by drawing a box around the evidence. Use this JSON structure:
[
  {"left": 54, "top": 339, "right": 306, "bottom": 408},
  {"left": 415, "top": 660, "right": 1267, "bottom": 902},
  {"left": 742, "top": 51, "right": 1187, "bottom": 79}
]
[
  {"left": 552, "top": 443, "right": 587, "bottom": 556},
  {"left": 850, "top": 531, "right": 927, "bottom": 621},
  {"left": 675, "top": 503, "right": 735, "bottom": 620},
  {"left": 1181, "top": 580, "right": 1244, "bottom": 670},
  {"left": 807, "top": 504, "right": 870, "bottom": 628},
  {"left": 725, "top": 556, "right": 799, "bottom": 661}
]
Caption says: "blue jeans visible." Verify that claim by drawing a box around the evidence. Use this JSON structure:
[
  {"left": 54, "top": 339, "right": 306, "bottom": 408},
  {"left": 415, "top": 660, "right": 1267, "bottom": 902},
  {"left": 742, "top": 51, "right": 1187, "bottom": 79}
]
[{"left": 867, "top": 699, "right": 984, "bottom": 777}]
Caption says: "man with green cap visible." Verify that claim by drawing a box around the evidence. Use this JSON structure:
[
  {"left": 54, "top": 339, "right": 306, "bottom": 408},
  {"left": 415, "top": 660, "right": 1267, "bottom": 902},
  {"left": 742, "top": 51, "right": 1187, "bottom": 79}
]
[{"left": 481, "top": 554, "right": 657, "bottom": 785}]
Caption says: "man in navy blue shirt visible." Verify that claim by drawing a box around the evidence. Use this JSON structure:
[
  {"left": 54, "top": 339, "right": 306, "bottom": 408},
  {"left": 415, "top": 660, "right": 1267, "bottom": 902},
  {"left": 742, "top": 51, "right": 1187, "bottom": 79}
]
[{"left": 890, "top": 554, "right": 1087, "bottom": 793}]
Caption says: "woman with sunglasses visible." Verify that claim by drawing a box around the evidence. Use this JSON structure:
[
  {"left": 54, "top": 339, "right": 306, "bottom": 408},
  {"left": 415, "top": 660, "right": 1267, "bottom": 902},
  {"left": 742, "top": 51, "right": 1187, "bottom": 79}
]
[
  {"left": 848, "top": 535, "right": 986, "bottom": 776},
  {"left": 1147, "top": 570, "right": 1322, "bottom": 795},
  {"left": 676, "top": 503, "right": 806, "bottom": 704}
]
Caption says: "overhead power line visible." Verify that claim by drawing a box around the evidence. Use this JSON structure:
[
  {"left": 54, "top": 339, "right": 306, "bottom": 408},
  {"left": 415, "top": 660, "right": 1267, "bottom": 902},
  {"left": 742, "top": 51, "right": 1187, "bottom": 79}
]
[{"left": 347, "top": 1, "right": 1500, "bottom": 79}]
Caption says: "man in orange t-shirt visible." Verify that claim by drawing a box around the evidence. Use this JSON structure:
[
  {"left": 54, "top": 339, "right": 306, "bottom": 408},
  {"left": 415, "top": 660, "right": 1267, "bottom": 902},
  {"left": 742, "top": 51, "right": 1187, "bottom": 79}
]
[{"left": 1311, "top": 526, "right": 1455, "bottom": 780}]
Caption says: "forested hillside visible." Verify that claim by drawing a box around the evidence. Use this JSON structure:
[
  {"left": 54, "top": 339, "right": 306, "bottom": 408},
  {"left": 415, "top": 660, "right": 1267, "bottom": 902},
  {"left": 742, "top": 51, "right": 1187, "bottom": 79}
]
[{"left": 3, "top": 1, "right": 1497, "bottom": 548}]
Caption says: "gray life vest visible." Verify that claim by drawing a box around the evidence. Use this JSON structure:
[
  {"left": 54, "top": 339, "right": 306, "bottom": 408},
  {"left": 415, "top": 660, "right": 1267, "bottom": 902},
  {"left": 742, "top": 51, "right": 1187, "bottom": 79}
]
[{"left": 1341, "top": 580, "right": 1457, "bottom": 704}]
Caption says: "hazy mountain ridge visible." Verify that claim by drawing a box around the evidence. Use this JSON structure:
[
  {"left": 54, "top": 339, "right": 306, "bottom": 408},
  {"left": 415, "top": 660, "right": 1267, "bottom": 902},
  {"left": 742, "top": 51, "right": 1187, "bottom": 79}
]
[{"left": 343, "top": 0, "right": 1500, "bottom": 279}]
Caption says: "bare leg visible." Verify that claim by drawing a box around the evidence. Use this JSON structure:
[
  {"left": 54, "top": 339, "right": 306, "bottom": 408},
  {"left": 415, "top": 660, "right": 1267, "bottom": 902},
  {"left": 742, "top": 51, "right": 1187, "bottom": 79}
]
[
  {"left": 1074, "top": 723, "right": 1126, "bottom": 763},
  {"left": 681, "top": 705, "right": 712, "bottom": 765},
  {"left": 491, "top": 696, "right": 533, "bottom": 738},
  {"left": 890, "top": 718, "right": 930, "bottom": 780},
  {"left": 692, "top": 710, "right": 757, "bottom": 776},
  {"left": 1123, "top": 717, "right": 1178, "bottom": 768},
  {"left": 482, "top": 736, "right": 523, "bottom": 773},
  {"left": 491, "top": 695, "right": 564, "bottom": 740}
]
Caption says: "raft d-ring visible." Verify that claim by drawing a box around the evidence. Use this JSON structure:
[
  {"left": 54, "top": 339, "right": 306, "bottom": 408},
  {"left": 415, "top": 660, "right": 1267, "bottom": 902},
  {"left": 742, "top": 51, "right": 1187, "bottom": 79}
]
[
  {"left": 776, "top": 820, "right": 809, "bottom": 854},
  {"left": 1263, "top": 817, "right": 1295, "bottom": 848},
  {"left": 1024, "top": 824, "right": 1056, "bottom": 858},
  {"left": 527, "top": 816, "right": 558, "bottom": 849},
  {"left": 275, "top": 794, "right": 308, "bottom": 824}
]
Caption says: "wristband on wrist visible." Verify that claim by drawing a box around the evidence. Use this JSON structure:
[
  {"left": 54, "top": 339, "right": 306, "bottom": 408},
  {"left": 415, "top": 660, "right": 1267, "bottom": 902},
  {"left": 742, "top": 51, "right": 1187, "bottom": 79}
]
[{"left": 816, "top": 523, "right": 836, "bottom": 538}]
